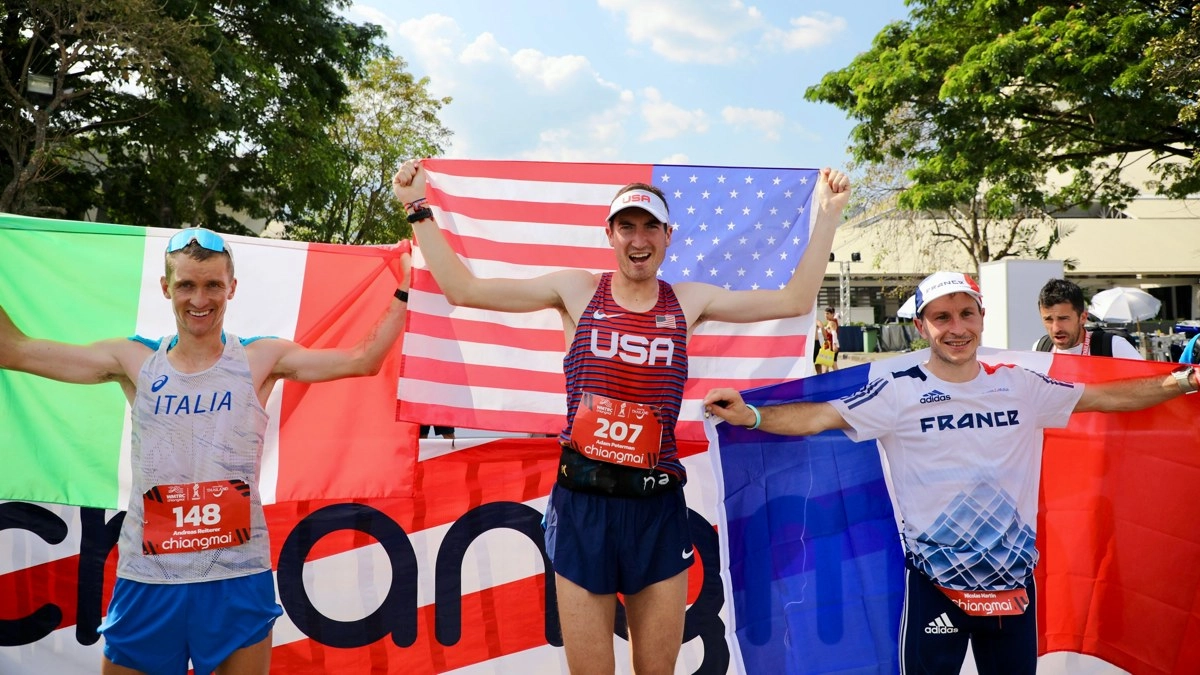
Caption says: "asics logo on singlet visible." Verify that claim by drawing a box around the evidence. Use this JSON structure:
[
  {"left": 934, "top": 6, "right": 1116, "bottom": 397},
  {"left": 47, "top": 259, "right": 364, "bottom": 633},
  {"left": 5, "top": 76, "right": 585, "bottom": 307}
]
[
  {"left": 151, "top": 375, "right": 169, "bottom": 392},
  {"left": 919, "top": 389, "right": 951, "bottom": 404},
  {"left": 925, "top": 613, "right": 959, "bottom": 634},
  {"left": 590, "top": 329, "right": 675, "bottom": 365},
  {"left": 920, "top": 409, "right": 1019, "bottom": 432},
  {"left": 593, "top": 310, "right": 625, "bottom": 320}
]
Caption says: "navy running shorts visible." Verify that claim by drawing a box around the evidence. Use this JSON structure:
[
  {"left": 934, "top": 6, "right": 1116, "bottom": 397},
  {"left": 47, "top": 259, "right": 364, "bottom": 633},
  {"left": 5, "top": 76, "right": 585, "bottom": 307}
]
[
  {"left": 99, "top": 570, "right": 283, "bottom": 675},
  {"left": 900, "top": 563, "right": 1038, "bottom": 675},
  {"left": 544, "top": 483, "right": 694, "bottom": 595}
]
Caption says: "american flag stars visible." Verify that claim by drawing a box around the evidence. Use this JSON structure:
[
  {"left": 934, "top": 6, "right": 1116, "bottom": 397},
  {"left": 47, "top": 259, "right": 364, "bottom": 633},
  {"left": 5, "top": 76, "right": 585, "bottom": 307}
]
[{"left": 655, "top": 165, "right": 818, "bottom": 291}]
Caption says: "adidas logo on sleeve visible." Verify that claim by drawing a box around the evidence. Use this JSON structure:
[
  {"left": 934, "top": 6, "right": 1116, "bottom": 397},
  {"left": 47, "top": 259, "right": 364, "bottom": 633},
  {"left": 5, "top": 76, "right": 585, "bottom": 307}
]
[{"left": 924, "top": 612, "right": 959, "bottom": 634}]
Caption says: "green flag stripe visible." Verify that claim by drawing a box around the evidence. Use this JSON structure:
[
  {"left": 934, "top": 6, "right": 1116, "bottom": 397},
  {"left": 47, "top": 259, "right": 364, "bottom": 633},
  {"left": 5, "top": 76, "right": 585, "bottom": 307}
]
[{"left": 1, "top": 216, "right": 149, "bottom": 508}]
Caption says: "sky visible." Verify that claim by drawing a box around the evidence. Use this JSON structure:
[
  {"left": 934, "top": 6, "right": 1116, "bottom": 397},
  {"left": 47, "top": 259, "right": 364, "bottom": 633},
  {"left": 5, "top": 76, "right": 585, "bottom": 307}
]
[{"left": 346, "top": 0, "right": 913, "bottom": 171}]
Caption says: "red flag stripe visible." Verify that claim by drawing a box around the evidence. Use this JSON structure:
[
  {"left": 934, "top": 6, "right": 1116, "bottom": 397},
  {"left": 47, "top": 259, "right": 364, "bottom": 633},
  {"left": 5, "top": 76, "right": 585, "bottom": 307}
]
[{"left": 420, "top": 159, "right": 654, "bottom": 184}]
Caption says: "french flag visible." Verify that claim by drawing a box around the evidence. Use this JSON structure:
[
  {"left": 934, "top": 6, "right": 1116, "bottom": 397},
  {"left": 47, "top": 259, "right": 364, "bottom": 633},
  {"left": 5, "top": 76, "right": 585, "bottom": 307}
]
[{"left": 706, "top": 349, "right": 1200, "bottom": 675}]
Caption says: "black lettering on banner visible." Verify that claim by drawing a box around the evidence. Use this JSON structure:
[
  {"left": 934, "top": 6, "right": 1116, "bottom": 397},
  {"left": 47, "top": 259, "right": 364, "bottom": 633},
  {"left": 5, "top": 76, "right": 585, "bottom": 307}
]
[
  {"left": 0, "top": 502, "right": 68, "bottom": 646},
  {"left": 2, "top": 499, "right": 732, "bottom": 673},
  {"left": 277, "top": 503, "right": 419, "bottom": 648},
  {"left": 76, "top": 508, "right": 122, "bottom": 645},
  {"left": 434, "top": 502, "right": 561, "bottom": 647},
  {"left": 682, "top": 507, "right": 730, "bottom": 674}
]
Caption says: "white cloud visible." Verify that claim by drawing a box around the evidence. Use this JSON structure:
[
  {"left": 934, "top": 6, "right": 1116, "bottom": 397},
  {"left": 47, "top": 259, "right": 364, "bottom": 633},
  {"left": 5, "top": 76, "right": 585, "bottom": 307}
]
[
  {"left": 722, "top": 106, "right": 786, "bottom": 141},
  {"left": 762, "top": 12, "right": 847, "bottom": 51},
  {"left": 371, "top": 12, "right": 630, "bottom": 160},
  {"left": 596, "top": 0, "right": 757, "bottom": 63},
  {"left": 597, "top": 1, "right": 850, "bottom": 63},
  {"left": 640, "top": 87, "right": 709, "bottom": 142},
  {"left": 511, "top": 50, "right": 595, "bottom": 90}
]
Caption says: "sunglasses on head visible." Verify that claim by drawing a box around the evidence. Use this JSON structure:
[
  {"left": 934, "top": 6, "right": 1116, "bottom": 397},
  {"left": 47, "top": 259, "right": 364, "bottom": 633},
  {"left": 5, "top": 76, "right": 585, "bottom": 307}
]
[{"left": 166, "top": 228, "right": 227, "bottom": 254}]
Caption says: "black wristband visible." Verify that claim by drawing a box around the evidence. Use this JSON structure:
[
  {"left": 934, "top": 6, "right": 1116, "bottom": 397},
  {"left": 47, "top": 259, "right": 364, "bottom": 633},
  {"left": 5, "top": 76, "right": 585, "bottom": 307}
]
[
  {"left": 407, "top": 207, "right": 433, "bottom": 223},
  {"left": 394, "top": 288, "right": 409, "bottom": 303}
]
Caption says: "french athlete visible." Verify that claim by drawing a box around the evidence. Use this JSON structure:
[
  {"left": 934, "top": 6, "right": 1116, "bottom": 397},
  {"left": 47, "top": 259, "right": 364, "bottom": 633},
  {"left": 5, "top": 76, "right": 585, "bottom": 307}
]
[
  {"left": 0, "top": 228, "right": 410, "bottom": 675},
  {"left": 704, "top": 270, "right": 1200, "bottom": 675},
  {"left": 392, "top": 160, "right": 851, "bottom": 675}
]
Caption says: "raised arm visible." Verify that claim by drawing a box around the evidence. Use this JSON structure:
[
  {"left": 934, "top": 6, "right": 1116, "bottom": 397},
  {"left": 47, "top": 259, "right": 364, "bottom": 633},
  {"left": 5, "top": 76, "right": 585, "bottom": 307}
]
[
  {"left": 391, "top": 160, "right": 589, "bottom": 314},
  {"left": 703, "top": 387, "right": 850, "bottom": 436},
  {"left": 264, "top": 250, "right": 412, "bottom": 384},
  {"left": 0, "top": 305, "right": 140, "bottom": 386},
  {"left": 683, "top": 167, "right": 851, "bottom": 325},
  {"left": 1073, "top": 366, "right": 1197, "bottom": 413}
]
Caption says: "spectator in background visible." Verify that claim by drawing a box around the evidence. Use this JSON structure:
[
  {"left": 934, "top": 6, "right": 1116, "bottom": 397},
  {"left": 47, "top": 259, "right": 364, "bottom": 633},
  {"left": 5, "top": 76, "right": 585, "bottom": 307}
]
[
  {"left": 1034, "top": 279, "right": 1141, "bottom": 358},
  {"left": 419, "top": 424, "right": 456, "bottom": 440},
  {"left": 819, "top": 306, "right": 840, "bottom": 373}
]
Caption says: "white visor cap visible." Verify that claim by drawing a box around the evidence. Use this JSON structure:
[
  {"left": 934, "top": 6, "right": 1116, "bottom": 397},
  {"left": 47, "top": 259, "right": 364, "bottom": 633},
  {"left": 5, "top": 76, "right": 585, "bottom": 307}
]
[{"left": 607, "top": 189, "right": 670, "bottom": 225}]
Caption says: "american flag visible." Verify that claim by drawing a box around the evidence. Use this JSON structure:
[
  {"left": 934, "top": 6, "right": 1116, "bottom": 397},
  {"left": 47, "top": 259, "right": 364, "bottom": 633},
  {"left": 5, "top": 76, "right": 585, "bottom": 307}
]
[{"left": 397, "top": 159, "right": 820, "bottom": 440}]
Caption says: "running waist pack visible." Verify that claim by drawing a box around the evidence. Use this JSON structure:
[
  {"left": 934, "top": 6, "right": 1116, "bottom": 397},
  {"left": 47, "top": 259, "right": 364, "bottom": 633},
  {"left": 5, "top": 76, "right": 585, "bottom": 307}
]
[{"left": 556, "top": 445, "right": 680, "bottom": 498}]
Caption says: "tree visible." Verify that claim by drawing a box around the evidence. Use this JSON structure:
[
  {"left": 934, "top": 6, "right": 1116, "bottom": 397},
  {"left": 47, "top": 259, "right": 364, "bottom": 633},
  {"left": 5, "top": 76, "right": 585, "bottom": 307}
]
[
  {"left": 280, "top": 56, "right": 453, "bottom": 245},
  {"left": 0, "top": 0, "right": 213, "bottom": 216},
  {"left": 845, "top": 150, "right": 1059, "bottom": 277},
  {"left": 91, "top": 0, "right": 386, "bottom": 232},
  {"left": 806, "top": 1, "right": 1198, "bottom": 265},
  {"left": 0, "top": 1, "right": 388, "bottom": 231}
]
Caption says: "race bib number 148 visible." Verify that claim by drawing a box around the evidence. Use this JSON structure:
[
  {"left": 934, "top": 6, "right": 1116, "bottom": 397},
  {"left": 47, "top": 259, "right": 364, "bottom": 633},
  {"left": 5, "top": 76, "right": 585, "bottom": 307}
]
[{"left": 141, "top": 479, "right": 252, "bottom": 555}]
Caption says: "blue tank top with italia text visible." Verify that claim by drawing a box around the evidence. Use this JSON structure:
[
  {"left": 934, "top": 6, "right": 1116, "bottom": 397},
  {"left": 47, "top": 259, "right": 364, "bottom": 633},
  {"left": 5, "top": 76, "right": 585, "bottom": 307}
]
[{"left": 560, "top": 273, "right": 689, "bottom": 479}]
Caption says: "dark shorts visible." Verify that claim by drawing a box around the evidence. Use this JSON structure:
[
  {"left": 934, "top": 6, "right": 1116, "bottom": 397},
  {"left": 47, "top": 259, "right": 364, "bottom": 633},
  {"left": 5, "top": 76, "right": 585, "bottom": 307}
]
[
  {"left": 544, "top": 484, "right": 694, "bottom": 595},
  {"left": 99, "top": 570, "right": 282, "bottom": 675},
  {"left": 900, "top": 564, "right": 1038, "bottom": 675}
]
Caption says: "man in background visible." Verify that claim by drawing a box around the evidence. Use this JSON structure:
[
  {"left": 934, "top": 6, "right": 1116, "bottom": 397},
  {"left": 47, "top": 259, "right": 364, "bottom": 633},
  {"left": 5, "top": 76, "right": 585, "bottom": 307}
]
[{"left": 1034, "top": 278, "right": 1141, "bottom": 358}]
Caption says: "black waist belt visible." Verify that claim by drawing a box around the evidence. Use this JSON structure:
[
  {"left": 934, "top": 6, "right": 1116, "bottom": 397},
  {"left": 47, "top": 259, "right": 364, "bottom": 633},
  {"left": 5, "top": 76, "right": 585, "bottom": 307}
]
[{"left": 556, "top": 445, "right": 680, "bottom": 498}]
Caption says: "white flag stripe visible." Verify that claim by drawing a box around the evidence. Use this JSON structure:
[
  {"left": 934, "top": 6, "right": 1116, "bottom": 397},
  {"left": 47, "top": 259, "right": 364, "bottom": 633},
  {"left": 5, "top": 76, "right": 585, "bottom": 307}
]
[
  {"left": 431, "top": 171, "right": 626, "bottom": 205},
  {"left": 434, "top": 209, "right": 613, "bottom": 250},
  {"left": 405, "top": 332, "right": 810, "bottom": 381},
  {"left": 404, "top": 334, "right": 565, "bottom": 374},
  {"left": 398, "top": 379, "right": 566, "bottom": 415},
  {"left": 411, "top": 292, "right": 815, "bottom": 340}
]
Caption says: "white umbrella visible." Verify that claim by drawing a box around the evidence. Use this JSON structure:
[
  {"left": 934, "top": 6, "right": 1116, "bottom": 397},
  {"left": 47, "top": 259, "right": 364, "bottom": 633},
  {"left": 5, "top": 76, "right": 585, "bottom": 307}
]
[
  {"left": 1088, "top": 287, "right": 1162, "bottom": 323},
  {"left": 897, "top": 295, "right": 917, "bottom": 319}
]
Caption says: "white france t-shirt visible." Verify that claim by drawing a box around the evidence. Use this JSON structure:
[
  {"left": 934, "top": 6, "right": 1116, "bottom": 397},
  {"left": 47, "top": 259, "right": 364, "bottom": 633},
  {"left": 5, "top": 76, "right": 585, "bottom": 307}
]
[{"left": 830, "top": 362, "right": 1083, "bottom": 590}]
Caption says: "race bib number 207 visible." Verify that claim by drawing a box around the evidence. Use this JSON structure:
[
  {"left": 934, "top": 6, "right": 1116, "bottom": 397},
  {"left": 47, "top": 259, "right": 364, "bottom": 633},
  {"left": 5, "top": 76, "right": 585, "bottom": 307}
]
[
  {"left": 141, "top": 479, "right": 252, "bottom": 555},
  {"left": 570, "top": 391, "right": 663, "bottom": 469}
]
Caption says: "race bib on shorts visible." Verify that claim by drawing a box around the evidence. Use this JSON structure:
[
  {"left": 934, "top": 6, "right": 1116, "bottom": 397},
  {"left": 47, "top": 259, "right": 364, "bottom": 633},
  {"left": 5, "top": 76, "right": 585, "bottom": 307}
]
[
  {"left": 570, "top": 391, "right": 663, "bottom": 469},
  {"left": 142, "top": 479, "right": 252, "bottom": 555},
  {"left": 936, "top": 585, "right": 1029, "bottom": 616}
]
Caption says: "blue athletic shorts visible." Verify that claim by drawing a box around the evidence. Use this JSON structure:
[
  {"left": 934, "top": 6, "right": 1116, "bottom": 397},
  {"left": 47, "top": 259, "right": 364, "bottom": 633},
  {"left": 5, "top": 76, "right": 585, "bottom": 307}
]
[
  {"left": 99, "top": 570, "right": 283, "bottom": 675},
  {"left": 544, "top": 484, "right": 694, "bottom": 595},
  {"left": 900, "top": 563, "right": 1038, "bottom": 675}
]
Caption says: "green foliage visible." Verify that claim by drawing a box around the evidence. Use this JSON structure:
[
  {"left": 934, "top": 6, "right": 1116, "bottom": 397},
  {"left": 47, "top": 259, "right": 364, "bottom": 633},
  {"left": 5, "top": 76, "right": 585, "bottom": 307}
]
[
  {"left": 0, "top": 0, "right": 406, "bottom": 236},
  {"left": 807, "top": 1, "right": 1198, "bottom": 267},
  {"left": 90, "top": 0, "right": 387, "bottom": 232},
  {"left": 910, "top": 337, "right": 929, "bottom": 351},
  {"left": 0, "top": 0, "right": 214, "bottom": 215},
  {"left": 282, "top": 56, "right": 453, "bottom": 245}
]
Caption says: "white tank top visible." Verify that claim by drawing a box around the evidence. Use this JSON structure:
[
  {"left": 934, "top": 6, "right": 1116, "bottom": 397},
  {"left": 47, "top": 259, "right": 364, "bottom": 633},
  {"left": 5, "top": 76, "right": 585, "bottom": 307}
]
[{"left": 116, "top": 335, "right": 270, "bottom": 583}]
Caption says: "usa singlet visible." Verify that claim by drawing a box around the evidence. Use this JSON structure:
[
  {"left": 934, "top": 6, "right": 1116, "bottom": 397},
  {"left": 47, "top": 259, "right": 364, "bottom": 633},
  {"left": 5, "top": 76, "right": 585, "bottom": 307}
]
[
  {"left": 116, "top": 335, "right": 270, "bottom": 583},
  {"left": 560, "top": 273, "right": 689, "bottom": 479}
]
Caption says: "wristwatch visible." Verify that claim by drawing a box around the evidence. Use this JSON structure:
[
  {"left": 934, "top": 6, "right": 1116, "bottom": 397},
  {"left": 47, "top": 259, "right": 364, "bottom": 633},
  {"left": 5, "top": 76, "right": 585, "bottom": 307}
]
[{"left": 1172, "top": 365, "right": 1198, "bottom": 394}]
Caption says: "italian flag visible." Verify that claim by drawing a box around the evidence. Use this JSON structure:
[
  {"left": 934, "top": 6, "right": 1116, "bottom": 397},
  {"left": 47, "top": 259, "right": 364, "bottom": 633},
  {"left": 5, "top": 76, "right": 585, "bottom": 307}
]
[{"left": 0, "top": 214, "right": 416, "bottom": 510}]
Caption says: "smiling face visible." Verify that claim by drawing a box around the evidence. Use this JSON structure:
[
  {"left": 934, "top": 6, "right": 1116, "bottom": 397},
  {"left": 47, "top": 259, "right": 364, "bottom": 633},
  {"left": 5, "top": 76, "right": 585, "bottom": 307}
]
[
  {"left": 161, "top": 252, "right": 236, "bottom": 338},
  {"left": 914, "top": 292, "right": 985, "bottom": 381},
  {"left": 606, "top": 207, "right": 671, "bottom": 285},
  {"left": 1041, "top": 302, "right": 1086, "bottom": 350}
]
